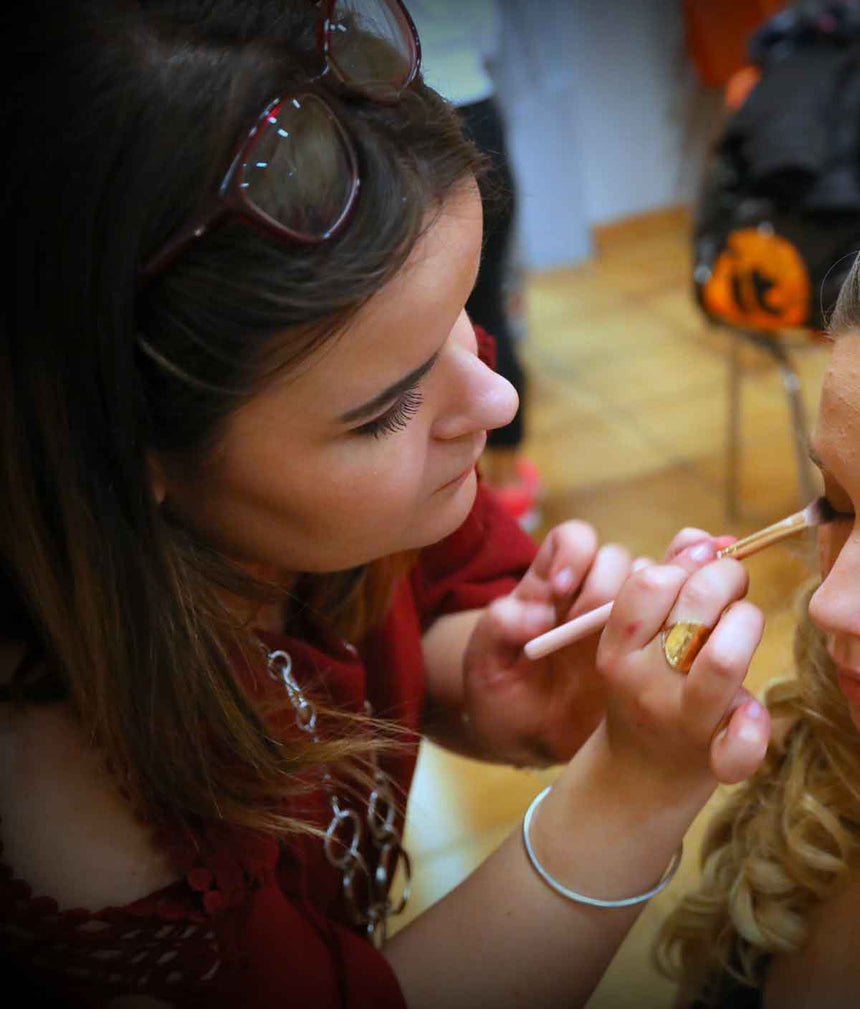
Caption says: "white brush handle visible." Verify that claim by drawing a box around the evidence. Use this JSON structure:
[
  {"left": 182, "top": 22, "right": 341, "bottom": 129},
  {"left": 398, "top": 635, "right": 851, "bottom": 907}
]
[
  {"left": 525, "top": 499, "right": 834, "bottom": 662},
  {"left": 524, "top": 601, "right": 614, "bottom": 661}
]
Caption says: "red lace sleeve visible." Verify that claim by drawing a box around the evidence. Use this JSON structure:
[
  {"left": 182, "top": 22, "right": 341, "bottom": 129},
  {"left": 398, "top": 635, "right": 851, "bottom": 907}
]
[{"left": 473, "top": 323, "right": 497, "bottom": 371}]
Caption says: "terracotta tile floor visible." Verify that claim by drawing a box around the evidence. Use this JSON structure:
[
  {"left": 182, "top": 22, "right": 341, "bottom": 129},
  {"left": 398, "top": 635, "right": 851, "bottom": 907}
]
[{"left": 391, "top": 208, "right": 830, "bottom": 1007}]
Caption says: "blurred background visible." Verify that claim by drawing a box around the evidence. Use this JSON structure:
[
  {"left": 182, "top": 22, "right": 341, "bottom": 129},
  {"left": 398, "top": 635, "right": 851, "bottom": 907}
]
[{"left": 393, "top": 2, "right": 860, "bottom": 1005}]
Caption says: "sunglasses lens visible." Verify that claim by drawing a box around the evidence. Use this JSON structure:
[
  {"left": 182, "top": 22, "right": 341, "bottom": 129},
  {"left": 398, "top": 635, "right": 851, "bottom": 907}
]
[
  {"left": 238, "top": 95, "right": 357, "bottom": 241},
  {"left": 326, "top": 0, "right": 419, "bottom": 100}
]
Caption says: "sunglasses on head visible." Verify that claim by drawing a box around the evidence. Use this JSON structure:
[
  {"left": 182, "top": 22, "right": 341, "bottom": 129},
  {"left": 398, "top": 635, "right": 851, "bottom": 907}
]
[{"left": 140, "top": 0, "right": 421, "bottom": 280}]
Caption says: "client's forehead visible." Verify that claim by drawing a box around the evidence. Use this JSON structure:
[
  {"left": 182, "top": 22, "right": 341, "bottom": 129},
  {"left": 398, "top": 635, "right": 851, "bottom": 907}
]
[{"left": 816, "top": 331, "right": 860, "bottom": 464}]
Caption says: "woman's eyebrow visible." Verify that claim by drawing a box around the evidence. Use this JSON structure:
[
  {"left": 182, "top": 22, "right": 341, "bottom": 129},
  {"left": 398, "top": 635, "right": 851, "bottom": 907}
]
[{"left": 337, "top": 352, "right": 439, "bottom": 424}]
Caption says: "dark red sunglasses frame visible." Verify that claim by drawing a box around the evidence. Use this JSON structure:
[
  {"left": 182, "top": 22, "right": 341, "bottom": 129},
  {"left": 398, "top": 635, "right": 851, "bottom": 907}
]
[
  {"left": 317, "top": 0, "right": 421, "bottom": 98},
  {"left": 140, "top": 0, "right": 421, "bottom": 281}
]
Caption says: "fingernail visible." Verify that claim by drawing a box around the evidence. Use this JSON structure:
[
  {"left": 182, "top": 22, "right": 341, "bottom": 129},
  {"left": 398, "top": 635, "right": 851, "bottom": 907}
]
[
  {"left": 686, "top": 542, "right": 715, "bottom": 563},
  {"left": 553, "top": 567, "right": 575, "bottom": 594},
  {"left": 742, "top": 699, "right": 765, "bottom": 720},
  {"left": 737, "top": 722, "right": 765, "bottom": 746}
]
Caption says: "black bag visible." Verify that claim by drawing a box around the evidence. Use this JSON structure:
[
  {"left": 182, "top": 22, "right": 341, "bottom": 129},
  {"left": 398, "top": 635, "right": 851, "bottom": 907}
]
[{"left": 694, "top": 2, "right": 860, "bottom": 332}]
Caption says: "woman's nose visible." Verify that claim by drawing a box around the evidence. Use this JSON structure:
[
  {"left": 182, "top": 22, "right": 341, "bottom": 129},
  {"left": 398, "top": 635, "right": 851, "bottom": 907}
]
[{"left": 431, "top": 357, "right": 519, "bottom": 440}]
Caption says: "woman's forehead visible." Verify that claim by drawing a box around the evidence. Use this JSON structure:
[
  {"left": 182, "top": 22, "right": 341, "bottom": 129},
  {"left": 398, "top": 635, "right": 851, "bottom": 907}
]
[
  {"left": 291, "top": 186, "right": 481, "bottom": 380},
  {"left": 237, "top": 182, "right": 483, "bottom": 426}
]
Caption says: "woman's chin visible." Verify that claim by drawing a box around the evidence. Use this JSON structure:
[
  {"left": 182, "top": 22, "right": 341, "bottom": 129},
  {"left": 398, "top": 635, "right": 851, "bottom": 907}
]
[{"left": 417, "top": 470, "right": 478, "bottom": 547}]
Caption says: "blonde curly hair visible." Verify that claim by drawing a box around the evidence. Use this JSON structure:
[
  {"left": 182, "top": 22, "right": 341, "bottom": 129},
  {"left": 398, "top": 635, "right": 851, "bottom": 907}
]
[{"left": 655, "top": 583, "right": 860, "bottom": 1003}]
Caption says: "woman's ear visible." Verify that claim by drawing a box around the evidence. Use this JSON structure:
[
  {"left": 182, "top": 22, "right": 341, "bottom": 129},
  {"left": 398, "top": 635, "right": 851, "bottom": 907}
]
[{"left": 147, "top": 453, "right": 168, "bottom": 505}]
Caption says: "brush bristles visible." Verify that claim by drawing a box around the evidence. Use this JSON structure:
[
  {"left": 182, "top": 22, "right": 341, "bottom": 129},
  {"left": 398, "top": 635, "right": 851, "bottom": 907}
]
[
  {"left": 807, "top": 496, "right": 844, "bottom": 526},
  {"left": 717, "top": 496, "right": 850, "bottom": 561}
]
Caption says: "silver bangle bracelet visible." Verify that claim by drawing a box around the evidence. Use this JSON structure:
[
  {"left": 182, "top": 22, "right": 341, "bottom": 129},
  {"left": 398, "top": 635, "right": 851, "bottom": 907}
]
[{"left": 522, "top": 786, "right": 684, "bottom": 909}]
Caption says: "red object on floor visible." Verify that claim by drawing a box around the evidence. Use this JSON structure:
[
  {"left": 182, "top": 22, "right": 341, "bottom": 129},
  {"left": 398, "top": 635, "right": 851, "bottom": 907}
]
[{"left": 493, "top": 457, "right": 542, "bottom": 533}]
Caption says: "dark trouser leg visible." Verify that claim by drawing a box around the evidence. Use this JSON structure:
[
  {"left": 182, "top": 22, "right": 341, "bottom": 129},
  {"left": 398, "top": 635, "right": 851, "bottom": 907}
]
[{"left": 457, "top": 96, "right": 526, "bottom": 450}]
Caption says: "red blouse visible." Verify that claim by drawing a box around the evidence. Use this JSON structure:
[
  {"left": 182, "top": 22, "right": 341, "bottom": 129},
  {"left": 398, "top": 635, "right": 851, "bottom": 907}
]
[{"left": 0, "top": 483, "right": 537, "bottom": 1008}]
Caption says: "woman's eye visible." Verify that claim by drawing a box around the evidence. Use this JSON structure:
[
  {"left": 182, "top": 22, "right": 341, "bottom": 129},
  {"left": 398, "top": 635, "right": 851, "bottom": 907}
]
[{"left": 356, "top": 387, "right": 423, "bottom": 439}]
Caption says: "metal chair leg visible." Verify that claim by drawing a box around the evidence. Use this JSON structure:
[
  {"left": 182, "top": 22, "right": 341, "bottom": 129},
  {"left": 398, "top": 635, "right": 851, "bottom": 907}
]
[
  {"left": 726, "top": 332, "right": 742, "bottom": 519},
  {"left": 759, "top": 337, "right": 816, "bottom": 505},
  {"left": 725, "top": 327, "right": 817, "bottom": 519}
]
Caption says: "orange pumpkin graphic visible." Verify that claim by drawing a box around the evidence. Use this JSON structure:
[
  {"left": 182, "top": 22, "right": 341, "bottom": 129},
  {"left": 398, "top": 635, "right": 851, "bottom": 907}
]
[{"left": 701, "top": 227, "right": 811, "bottom": 330}]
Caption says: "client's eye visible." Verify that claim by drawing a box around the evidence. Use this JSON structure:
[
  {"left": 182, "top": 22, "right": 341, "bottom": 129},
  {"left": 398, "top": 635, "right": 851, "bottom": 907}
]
[
  {"left": 816, "top": 466, "right": 854, "bottom": 521},
  {"left": 826, "top": 498, "right": 855, "bottom": 521},
  {"left": 356, "top": 387, "right": 423, "bottom": 439}
]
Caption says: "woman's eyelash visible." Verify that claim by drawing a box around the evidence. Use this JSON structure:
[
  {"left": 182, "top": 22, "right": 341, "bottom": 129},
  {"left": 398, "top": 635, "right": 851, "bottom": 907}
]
[{"left": 357, "top": 387, "right": 423, "bottom": 438}]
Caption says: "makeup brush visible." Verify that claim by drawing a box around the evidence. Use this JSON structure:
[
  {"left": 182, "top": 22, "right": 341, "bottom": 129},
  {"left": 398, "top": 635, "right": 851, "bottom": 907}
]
[
  {"left": 714, "top": 496, "right": 840, "bottom": 560},
  {"left": 523, "top": 497, "right": 844, "bottom": 662}
]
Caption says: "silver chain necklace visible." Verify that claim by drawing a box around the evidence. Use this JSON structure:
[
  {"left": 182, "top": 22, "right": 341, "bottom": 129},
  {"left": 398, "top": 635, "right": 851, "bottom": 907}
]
[{"left": 267, "top": 648, "right": 412, "bottom": 948}]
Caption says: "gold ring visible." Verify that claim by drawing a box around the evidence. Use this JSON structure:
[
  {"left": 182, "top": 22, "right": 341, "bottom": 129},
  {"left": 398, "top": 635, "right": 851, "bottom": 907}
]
[{"left": 661, "top": 621, "right": 711, "bottom": 674}]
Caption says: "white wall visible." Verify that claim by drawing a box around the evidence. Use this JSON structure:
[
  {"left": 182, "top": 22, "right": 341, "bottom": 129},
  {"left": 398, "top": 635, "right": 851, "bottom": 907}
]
[
  {"left": 493, "top": 0, "right": 721, "bottom": 269},
  {"left": 564, "top": 0, "right": 696, "bottom": 224}
]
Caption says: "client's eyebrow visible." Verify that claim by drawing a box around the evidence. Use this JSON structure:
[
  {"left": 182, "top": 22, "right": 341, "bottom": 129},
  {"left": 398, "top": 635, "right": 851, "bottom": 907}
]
[
  {"left": 337, "top": 352, "right": 439, "bottom": 424},
  {"left": 808, "top": 441, "right": 827, "bottom": 472}
]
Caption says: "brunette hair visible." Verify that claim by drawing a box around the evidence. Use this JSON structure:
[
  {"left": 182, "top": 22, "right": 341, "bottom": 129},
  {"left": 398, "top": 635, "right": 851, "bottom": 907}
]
[
  {"left": 655, "top": 257, "right": 860, "bottom": 1001},
  {"left": 0, "top": 0, "right": 482, "bottom": 834}
]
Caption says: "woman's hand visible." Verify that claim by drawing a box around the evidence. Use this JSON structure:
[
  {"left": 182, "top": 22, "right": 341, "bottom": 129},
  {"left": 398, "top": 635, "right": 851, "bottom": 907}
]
[
  {"left": 392, "top": 529, "right": 769, "bottom": 1009},
  {"left": 460, "top": 524, "right": 743, "bottom": 769},
  {"left": 461, "top": 520, "right": 635, "bottom": 766},
  {"left": 596, "top": 552, "right": 768, "bottom": 787}
]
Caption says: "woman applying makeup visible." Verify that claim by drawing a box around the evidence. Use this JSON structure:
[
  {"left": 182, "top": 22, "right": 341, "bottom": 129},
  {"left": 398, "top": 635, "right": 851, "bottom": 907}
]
[
  {"left": 657, "top": 260, "right": 860, "bottom": 1008},
  {"left": 0, "top": 2, "right": 770, "bottom": 1006}
]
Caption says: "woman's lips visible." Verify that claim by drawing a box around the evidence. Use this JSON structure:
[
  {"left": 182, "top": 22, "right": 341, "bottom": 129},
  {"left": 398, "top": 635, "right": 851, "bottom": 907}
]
[
  {"left": 437, "top": 436, "right": 487, "bottom": 491},
  {"left": 438, "top": 462, "right": 477, "bottom": 491}
]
